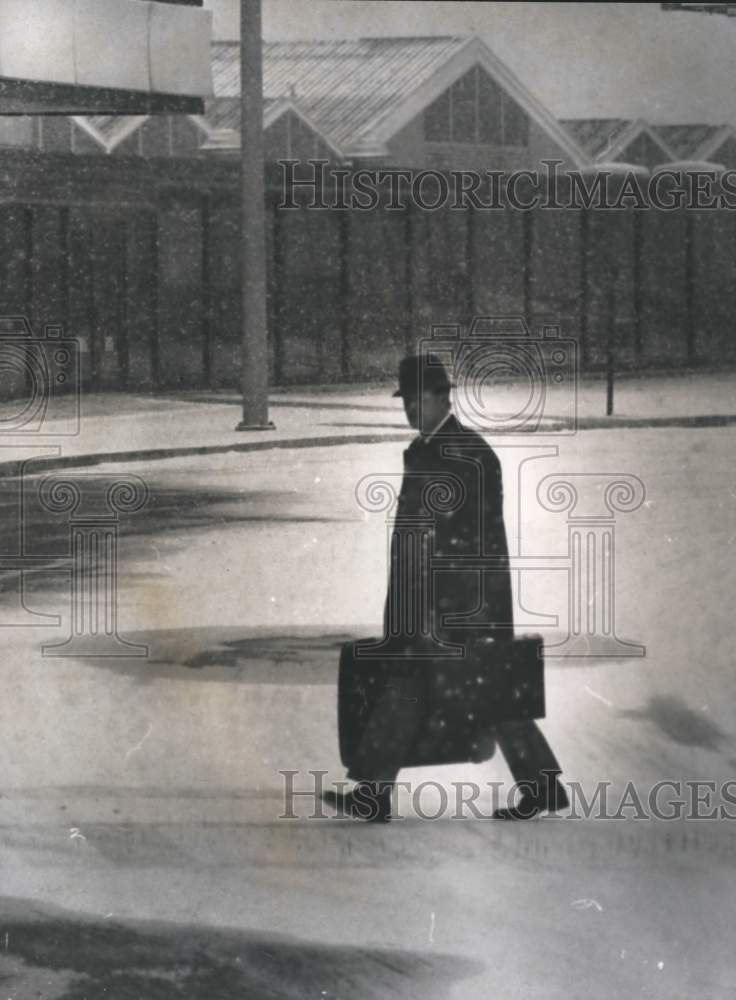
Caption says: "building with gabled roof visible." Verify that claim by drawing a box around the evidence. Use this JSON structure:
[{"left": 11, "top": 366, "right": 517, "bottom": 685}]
[
  {"left": 198, "top": 34, "right": 589, "bottom": 169},
  {"left": 652, "top": 123, "right": 736, "bottom": 167},
  {"left": 560, "top": 118, "right": 676, "bottom": 168},
  {"left": 652, "top": 123, "right": 724, "bottom": 159},
  {"left": 1, "top": 27, "right": 735, "bottom": 397},
  {"left": 196, "top": 94, "right": 346, "bottom": 160},
  {"left": 8, "top": 32, "right": 736, "bottom": 174},
  {"left": 0, "top": 33, "right": 586, "bottom": 168}
]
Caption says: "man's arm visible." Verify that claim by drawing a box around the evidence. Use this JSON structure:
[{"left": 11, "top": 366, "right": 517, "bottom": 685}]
[
  {"left": 480, "top": 447, "right": 509, "bottom": 559},
  {"left": 480, "top": 446, "right": 513, "bottom": 632}
]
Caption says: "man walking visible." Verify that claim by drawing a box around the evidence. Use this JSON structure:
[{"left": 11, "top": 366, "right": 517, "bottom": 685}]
[{"left": 323, "top": 352, "right": 568, "bottom": 822}]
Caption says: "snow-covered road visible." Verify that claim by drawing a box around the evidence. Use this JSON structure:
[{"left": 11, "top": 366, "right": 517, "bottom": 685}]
[{"left": 1, "top": 425, "right": 734, "bottom": 998}]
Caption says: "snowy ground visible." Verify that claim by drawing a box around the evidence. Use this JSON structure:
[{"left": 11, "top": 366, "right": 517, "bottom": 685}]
[{"left": 1, "top": 424, "right": 735, "bottom": 998}]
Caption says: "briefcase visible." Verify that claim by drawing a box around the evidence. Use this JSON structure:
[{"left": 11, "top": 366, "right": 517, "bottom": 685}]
[{"left": 338, "top": 634, "right": 546, "bottom": 770}]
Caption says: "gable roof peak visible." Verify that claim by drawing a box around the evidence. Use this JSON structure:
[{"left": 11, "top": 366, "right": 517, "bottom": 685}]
[{"left": 208, "top": 32, "right": 588, "bottom": 164}]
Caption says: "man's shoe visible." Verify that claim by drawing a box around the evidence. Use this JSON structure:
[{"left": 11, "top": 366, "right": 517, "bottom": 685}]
[
  {"left": 493, "top": 778, "right": 569, "bottom": 820},
  {"left": 322, "top": 783, "right": 392, "bottom": 823},
  {"left": 493, "top": 798, "right": 543, "bottom": 821}
]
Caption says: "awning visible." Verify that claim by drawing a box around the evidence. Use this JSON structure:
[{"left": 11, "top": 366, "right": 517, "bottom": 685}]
[{"left": 0, "top": 0, "right": 213, "bottom": 114}]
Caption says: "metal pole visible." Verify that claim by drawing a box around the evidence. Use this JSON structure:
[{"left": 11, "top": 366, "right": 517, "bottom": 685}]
[
  {"left": 236, "top": 0, "right": 274, "bottom": 430},
  {"left": 465, "top": 204, "right": 475, "bottom": 323},
  {"left": 632, "top": 210, "right": 643, "bottom": 360},
  {"left": 522, "top": 208, "right": 533, "bottom": 320},
  {"left": 201, "top": 195, "right": 213, "bottom": 389},
  {"left": 338, "top": 210, "right": 350, "bottom": 380},
  {"left": 404, "top": 202, "right": 414, "bottom": 354},
  {"left": 685, "top": 211, "right": 696, "bottom": 366},
  {"left": 579, "top": 208, "right": 589, "bottom": 371},
  {"left": 606, "top": 268, "right": 616, "bottom": 417},
  {"left": 270, "top": 197, "right": 285, "bottom": 386}
]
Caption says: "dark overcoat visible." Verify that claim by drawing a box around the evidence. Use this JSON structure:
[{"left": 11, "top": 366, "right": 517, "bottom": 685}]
[{"left": 383, "top": 412, "right": 513, "bottom": 664}]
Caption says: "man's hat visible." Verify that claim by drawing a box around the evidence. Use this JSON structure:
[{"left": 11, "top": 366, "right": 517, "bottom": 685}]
[{"left": 393, "top": 352, "right": 452, "bottom": 398}]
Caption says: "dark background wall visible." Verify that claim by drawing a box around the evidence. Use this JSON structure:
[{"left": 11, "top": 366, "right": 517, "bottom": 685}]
[{"left": 0, "top": 151, "right": 734, "bottom": 400}]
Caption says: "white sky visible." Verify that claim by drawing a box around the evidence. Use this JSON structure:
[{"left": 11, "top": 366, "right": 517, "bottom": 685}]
[{"left": 203, "top": 1, "right": 736, "bottom": 124}]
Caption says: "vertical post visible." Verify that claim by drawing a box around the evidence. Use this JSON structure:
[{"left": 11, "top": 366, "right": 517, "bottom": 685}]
[
  {"left": 59, "top": 206, "right": 71, "bottom": 338},
  {"left": 465, "top": 205, "right": 475, "bottom": 325},
  {"left": 270, "top": 197, "right": 285, "bottom": 386},
  {"left": 632, "top": 210, "right": 643, "bottom": 360},
  {"left": 149, "top": 216, "right": 160, "bottom": 389},
  {"left": 606, "top": 268, "right": 616, "bottom": 417},
  {"left": 685, "top": 210, "right": 696, "bottom": 366},
  {"left": 579, "top": 208, "right": 589, "bottom": 371},
  {"left": 23, "top": 206, "right": 33, "bottom": 319},
  {"left": 236, "top": 0, "right": 274, "bottom": 430},
  {"left": 522, "top": 207, "right": 533, "bottom": 322},
  {"left": 23, "top": 206, "right": 33, "bottom": 397},
  {"left": 404, "top": 202, "right": 414, "bottom": 354},
  {"left": 201, "top": 195, "right": 213, "bottom": 388},
  {"left": 118, "top": 220, "right": 130, "bottom": 388},
  {"left": 339, "top": 209, "right": 350, "bottom": 380},
  {"left": 84, "top": 219, "right": 99, "bottom": 390}
]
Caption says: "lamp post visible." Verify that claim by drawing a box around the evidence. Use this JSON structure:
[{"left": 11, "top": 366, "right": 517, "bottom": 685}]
[
  {"left": 578, "top": 162, "right": 650, "bottom": 418},
  {"left": 236, "top": 0, "right": 274, "bottom": 430}
]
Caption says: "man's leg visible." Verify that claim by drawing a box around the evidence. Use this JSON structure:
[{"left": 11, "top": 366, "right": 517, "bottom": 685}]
[
  {"left": 348, "top": 674, "right": 425, "bottom": 783},
  {"left": 493, "top": 719, "right": 568, "bottom": 818},
  {"left": 324, "top": 673, "right": 426, "bottom": 821}
]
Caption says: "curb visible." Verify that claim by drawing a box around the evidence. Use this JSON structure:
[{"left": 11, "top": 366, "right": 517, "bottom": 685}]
[
  {"left": 0, "top": 431, "right": 412, "bottom": 478},
  {"left": 0, "top": 413, "right": 734, "bottom": 477}
]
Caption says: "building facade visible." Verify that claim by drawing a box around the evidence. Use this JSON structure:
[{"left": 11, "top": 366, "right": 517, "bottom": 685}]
[{"left": 1, "top": 34, "right": 734, "bottom": 396}]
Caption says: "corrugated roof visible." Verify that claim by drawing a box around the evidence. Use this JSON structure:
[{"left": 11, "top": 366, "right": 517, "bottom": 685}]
[
  {"left": 210, "top": 41, "right": 240, "bottom": 98},
  {"left": 651, "top": 123, "right": 723, "bottom": 158},
  {"left": 208, "top": 36, "right": 470, "bottom": 151},
  {"left": 203, "top": 96, "right": 252, "bottom": 132},
  {"left": 77, "top": 31, "right": 736, "bottom": 164},
  {"left": 203, "top": 95, "right": 309, "bottom": 134},
  {"left": 559, "top": 119, "right": 634, "bottom": 159}
]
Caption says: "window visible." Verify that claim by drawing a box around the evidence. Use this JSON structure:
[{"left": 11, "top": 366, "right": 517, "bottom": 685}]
[
  {"left": 423, "top": 66, "right": 530, "bottom": 147},
  {"left": 451, "top": 70, "right": 476, "bottom": 143},
  {"left": 502, "top": 93, "right": 530, "bottom": 147},
  {"left": 39, "top": 117, "right": 72, "bottom": 153},
  {"left": 0, "top": 117, "right": 33, "bottom": 147},
  {"left": 424, "top": 89, "right": 451, "bottom": 143},
  {"left": 290, "top": 113, "right": 321, "bottom": 160},
  {"left": 618, "top": 133, "right": 666, "bottom": 170},
  {"left": 477, "top": 69, "right": 502, "bottom": 145},
  {"left": 263, "top": 114, "right": 289, "bottom": 161},
  {"left": 712, "top": 136, "right": 736, "bottom": 168},
  {"left": 263, "top": 111, "right": 335, "bottom": 163}
]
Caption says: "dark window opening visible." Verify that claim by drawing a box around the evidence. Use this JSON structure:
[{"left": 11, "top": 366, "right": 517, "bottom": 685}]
[
  {"left": 502, "top": 93, "right": 530, "bottom": 148},
  {"left": 617, "top": 132, "right": 667, "bottom": 169},
  {"left": 478, "top": 69, "right": 503, "bottom": 145},
  {"left": 0, "top": 117, "right": 33, "bottom": 147},
  {"left": 709, "top": 135, "right": 736, "bottom": 168},
  {"left": 424, "top": 65, "right": 529, "bottom": 147},
  {"left": 451, "top": 69, "right": 476, "bottom": 143},
  {"left": 425, "top": 89, "right": 451, "bottom": 143}
]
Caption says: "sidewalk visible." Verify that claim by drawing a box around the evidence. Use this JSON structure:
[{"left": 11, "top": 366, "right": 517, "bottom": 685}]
[
  {"left": 0, "top": 369, "right": 734, "bottom": 475},
  {"left": 1, "top": 388, "right": 734, "bottom": 1000}
]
